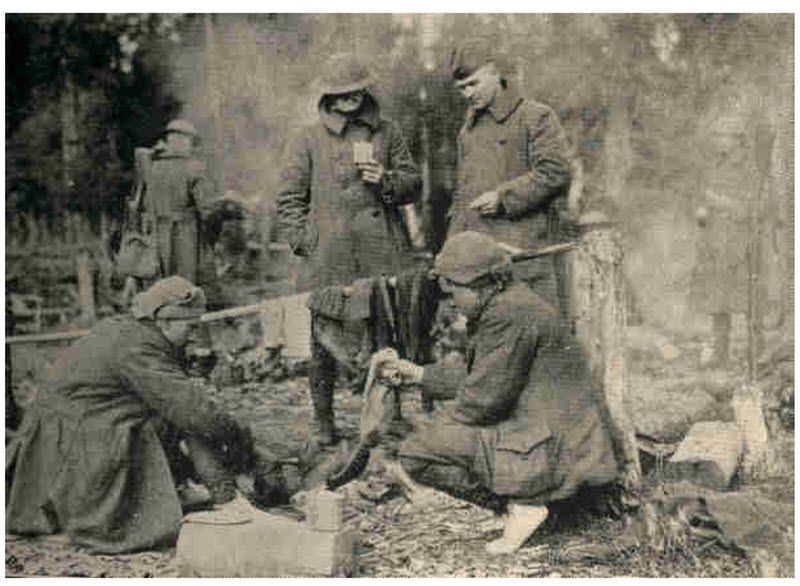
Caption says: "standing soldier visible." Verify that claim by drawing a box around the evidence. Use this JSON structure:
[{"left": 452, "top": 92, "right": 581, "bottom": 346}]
[
  {"left": 447, "top": 40, "right": 574, "bottom": 316},
  {"left": 277, "top": 53, "right": 422, "bottom": 445},
  {"left": 149, "top": 119, "right": 212, "bottom": 285}
]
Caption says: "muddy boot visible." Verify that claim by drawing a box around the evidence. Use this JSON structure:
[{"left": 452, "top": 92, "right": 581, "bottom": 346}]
[
  {"left": 309, "top": 353, "right": 340, "bottom": 446},
  {"left": 184, "top": 437, "right": 237, "bottom": 505},
  {"left": 253, "top": 456, "right": 290, "bottom": 508}
]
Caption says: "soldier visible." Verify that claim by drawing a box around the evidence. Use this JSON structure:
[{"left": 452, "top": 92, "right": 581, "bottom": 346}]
[
  {"left": 5, "top": 277, "right": 287, "bottom": 553},
  {"left": 277, "top": 53, "right": 422, "bottom": 445},
  {"left": 149, "top": 119, "right": 212, "bottom": 285},
  {"left": 382, "top": 232, "right": 619, "bottom": 555},
  {"left": 447, "top": 39, "right": 574, "bottom": 317}
]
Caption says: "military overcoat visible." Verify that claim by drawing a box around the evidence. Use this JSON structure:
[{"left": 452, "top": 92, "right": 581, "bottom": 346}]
[
  {"left": 405, "top": 283, "right": 619, "bottom": 503},
  {"left": 277, "top": 93, "right": 421, "bottom": 289},
  {"left": 5, "top": 315, "right": 244, "bottom": 553}
]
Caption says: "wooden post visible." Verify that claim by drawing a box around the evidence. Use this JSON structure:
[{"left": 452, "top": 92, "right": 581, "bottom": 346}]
[
  {"left": 572, "top": 215, "right": 642, "bottom": 490},
  {"left": 76, "top": 250, "right": 96, "bottom": 323}
]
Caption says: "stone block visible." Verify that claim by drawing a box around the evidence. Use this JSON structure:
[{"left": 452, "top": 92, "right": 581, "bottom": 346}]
[
  {"left": 176, "top": 509, "right": 359, "bottom": 577},
  {"left": 664, "top": 421, "right": 742, "bottom": 490}
]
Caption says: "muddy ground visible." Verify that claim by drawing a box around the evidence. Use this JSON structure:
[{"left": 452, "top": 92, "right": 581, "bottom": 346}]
[{"left": 5, "top": 325, "right": 794, "bottom": 577}]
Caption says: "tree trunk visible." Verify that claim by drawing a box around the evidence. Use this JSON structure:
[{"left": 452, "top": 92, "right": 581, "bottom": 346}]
[
  {"left": 205, "top": 14, "right": 226, "bottom": 193},
  {"left": 572, "top": 219, "right": 642, "bottom": 492},
  {"left": 61, "top": 66, "right": 79, "bottom": 193}
]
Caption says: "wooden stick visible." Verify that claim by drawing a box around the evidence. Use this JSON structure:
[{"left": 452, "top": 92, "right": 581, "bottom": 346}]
[{"left": 5, "top": 329, "right": 92, "bottom": 345}]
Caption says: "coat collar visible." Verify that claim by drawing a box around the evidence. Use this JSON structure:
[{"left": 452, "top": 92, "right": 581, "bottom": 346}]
[
  {"left": 467, "top": 86, "right": 523, "bottom": 129},
  {"left": 319, "top": 93, "right": 381, "bottom": 136}
]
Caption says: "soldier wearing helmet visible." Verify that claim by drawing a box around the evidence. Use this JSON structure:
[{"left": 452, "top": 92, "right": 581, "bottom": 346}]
[
  {"left": 381, "top": 231, "right": 619, "bottom": 555},
  {"left": 277, "top": 53, "right": 421, "bottom": 445},
  {"left": 147, "top": 118, "right": 213, "bottom": 287}
]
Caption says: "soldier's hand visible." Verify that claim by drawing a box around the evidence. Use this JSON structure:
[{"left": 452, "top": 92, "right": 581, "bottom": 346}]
[
  {"left": 469, "top": 190, "right": 502, "bottom": 216},
  {"left": 358, "top": 159, "right": 384, "bottom": 185},
  {"left": 392, "top": 359, "right": 425, "bottom": 385}
]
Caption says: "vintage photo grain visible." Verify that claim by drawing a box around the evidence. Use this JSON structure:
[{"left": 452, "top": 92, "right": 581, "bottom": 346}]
[{"left": 4, "top": 13, "right": 794, "bottom": 577}]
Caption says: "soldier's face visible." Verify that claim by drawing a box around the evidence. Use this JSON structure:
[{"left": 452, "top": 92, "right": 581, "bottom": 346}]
[
  {"left": 167, "top": 132, "right": 193, "bottom": 154},
  {"left": 439, "top": 278, "right": 480, "bottom": 313},
  {"left": 332, "top": 90, "right": 365, "bottom": 114},
  {"left": 456, "top": 63, "right": 502, "bottom": 111},
  {"left": 158, "top": 318, "right": 200, "bottom": 348}
]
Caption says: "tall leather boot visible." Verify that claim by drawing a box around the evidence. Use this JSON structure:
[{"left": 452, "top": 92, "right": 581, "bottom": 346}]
[
  {"left": 309, "top": 340, "right": 340, "bottom": 446},
  {"left": 184, "top": 436, "right": 237, "bottom": 504}
]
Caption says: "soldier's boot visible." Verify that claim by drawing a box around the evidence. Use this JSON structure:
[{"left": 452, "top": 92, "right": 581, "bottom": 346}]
[
  {"left": 253, "top": 456, "right": 290, "bottom": 508},
  {"left": 184, "top": 437, "right": 237, "bottom": 504},
  {"left": 183, "top": 437, "right": 254, "bottom": 525},
  {"left": 310, "top": 377, "right": 340, "bottom": 446},
  {"left": 485, "top": 503, "right": 549, "bottom": 555}
]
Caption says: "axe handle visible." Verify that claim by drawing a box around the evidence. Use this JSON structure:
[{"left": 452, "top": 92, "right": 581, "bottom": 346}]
[{"left": 509, "top": 241, "right": 578, "bottom": 263}]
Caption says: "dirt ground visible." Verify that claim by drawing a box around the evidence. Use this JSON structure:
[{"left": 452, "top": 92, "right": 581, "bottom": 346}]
[{"left": 5, "top": 325, "right": 794, "bottom": 577}]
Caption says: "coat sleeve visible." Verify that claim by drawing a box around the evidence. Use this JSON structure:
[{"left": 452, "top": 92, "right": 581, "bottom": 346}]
[
  {"left": 117, "top": 335, "right": 247, "bottom": 447},
  {"left": 452, "top": 312, "right": 539, "bottom": 426},
  {"left": 382, "top": 122, "right": 421, "bottom": 206},
  {"left": 277, "top": 130, "right": 314, "bottom": 256},
  {"left": 497, "top": 105, "right": 571, "bottom": 218},
  {"left": 419, "top": 355, "right": 467, "bottom": 402}
]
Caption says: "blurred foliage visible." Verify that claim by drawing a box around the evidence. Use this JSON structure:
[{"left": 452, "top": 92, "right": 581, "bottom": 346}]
[{"left": 5, "top": 13, "right": 189, "bottom": 220}]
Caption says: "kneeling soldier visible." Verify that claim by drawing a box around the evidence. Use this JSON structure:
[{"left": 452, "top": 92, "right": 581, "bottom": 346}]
[{"left": 382, "top": 231, "right": 619, "bottom": 555}]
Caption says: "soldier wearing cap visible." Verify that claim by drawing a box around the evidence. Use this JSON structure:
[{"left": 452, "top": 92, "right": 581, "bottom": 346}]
[
  {"left": 148, "top": 118, "right": 213, "bottom": 286},
  {"left": 277, "top": 52, "right": 421, "bottom": 445},
  {"left": 381, "top": 232, "right": 618, "bottom": 555},
  {"left": 6, "top": 277, "right": 287, "bottom": 553},
  {"left": 447, "top": 39, "right": 574, "bottom": 318}
]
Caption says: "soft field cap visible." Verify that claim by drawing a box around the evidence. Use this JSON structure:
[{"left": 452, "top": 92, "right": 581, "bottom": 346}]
[
  {"left": 318, "top": 53, "right": 374, "bottom": 96},
  {"left": 165, "top": 118, "right": 198, "bottom": 137},
  {"left": 433, "top": 231, "right": 510, "bottom": 285},
  {"left": 132, "top": 276, "right": 207, "bottom": 320}
]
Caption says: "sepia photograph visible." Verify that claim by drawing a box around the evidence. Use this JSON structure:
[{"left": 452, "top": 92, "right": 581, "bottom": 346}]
[{"left": 4, "top": 11, "right": 795, "bottom": 577}]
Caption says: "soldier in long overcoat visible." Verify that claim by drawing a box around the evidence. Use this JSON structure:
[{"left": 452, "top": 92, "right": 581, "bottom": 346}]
[
  {"left": 382, "top": 232, "right": 619, "bottom": 555},
  {"left": 5, "top": 277, "right": 285, "bottom": 553},
  {"left": 447, "top": 41, "right": 574, "bottom": 316},
  {"left": 149, "top": 119, "right": 212, "bottom": 285},
  {"left": 277, "top": 53, "right": 421, "bottom": 444}
]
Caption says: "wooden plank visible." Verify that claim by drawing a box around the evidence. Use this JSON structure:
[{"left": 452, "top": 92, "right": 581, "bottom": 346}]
[
  {"left": 6, "top": 329, "right": 92, "bottom": 345},
  {"left": 76, "top": 250, "right": 96, "bottom": 322}
]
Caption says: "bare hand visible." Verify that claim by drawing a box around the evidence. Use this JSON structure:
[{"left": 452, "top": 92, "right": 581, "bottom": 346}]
[
  {"left": 358, "top": 159, "right": 384, "bottom": 185},
  {"left": 468, "top": 191, "right": 502, "bottom": 216}
]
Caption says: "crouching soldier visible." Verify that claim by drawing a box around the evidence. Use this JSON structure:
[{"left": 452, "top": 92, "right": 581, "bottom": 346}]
[
  {"left": 380, "top": 232, "right": 620, "bottom": 555},
  {"left": 5, "top": 277, "right": 287, "bottom": 554}
]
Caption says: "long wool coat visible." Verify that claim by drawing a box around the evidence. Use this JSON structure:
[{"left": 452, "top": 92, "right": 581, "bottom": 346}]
[
  {"left": 277, "top": 93, "right": 421, "bottom": 289},
  {"left": 148, "top": 151, "right": 209, "bottom": 284},
  {"left": 411, "top": 283, "right": 619, "bottom": 503},
  {"left": 5, "top": 315, "right": 241, "bottom": 554},
  {"left": 448, "top": 87, "right": 573, "bottom": 304}
]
